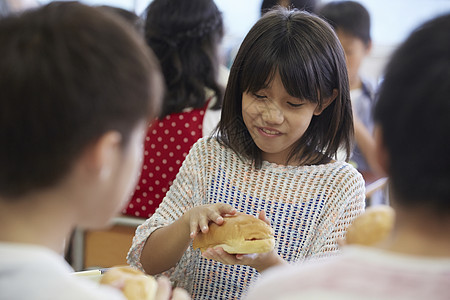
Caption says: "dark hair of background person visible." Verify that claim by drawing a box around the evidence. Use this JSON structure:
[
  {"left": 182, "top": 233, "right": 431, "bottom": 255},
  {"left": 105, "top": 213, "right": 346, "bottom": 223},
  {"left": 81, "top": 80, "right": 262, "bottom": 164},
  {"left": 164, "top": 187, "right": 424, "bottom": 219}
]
[
  {"left": 0, "top": 1, "right": 162, "bottom": 199},
  {"left": 260, "top": 0, "right": 318, "bottom": 16},
  {"left": 144, "top": 0, "right": 224, "bottom": 119},
  {"left": 317, "top": 1, "right": 371, "bottom": 46},
  {"left": 374, "top": 13, "right": 450, "bottom": 215},
  {"left": 97, "top": 5, "right": 144, "bottom": 36},
  {"left": 217, "top": 8, "right": 353, "bottom": 168}
]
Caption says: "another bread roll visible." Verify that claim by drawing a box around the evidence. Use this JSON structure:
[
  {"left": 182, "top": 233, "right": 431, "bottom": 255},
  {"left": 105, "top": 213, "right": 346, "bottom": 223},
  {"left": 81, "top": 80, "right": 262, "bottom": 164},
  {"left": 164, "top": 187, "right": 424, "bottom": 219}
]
[
  {"left": 193, "top": 214, "right": 275, "bottom": 254},
  {"left": 345, "top": 205, "right": 395, "bottom": 246},
  {"left": 100, "top": 266, "right": 157, "bottom": 300}
]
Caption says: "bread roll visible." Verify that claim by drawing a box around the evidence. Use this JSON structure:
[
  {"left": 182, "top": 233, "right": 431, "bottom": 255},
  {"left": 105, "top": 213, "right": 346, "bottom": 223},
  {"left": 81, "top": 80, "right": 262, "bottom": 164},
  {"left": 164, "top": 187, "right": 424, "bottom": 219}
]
[
  {"left": 193, "top": 214, "right": 275, "bottom": 254},
  {"left": 345, "top": 205, "right": 395, "bottom": 246},
  {"left": 100, "top": 266, "right": 157, "bottom": 300}
]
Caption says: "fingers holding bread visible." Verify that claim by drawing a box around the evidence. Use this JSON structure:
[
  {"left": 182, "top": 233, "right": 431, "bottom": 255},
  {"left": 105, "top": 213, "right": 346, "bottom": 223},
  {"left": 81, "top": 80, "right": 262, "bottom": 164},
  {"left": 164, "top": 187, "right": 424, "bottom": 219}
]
[
  {"left": 186, "top": 203, "right": 237, "bottom": 239},
  {"left": 257, "top": 210, "right": 271, "bottom": 226}
]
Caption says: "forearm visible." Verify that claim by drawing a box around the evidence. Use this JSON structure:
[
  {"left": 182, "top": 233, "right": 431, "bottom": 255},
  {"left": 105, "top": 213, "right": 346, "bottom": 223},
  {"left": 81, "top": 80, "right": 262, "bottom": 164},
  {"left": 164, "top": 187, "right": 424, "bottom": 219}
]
[
  {"left": 353, "top": 117, "right": 384, "bottom": 177},
  {"left": 140, "top": 215, "right": 191, "bottom": 275},
  {"left": 255, "top": 251, "right": 287, "bottom": 273}
]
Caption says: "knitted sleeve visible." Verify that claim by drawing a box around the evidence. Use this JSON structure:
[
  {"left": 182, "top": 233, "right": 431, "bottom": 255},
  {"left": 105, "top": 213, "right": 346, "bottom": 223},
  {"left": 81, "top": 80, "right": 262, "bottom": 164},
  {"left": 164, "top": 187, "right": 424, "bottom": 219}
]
[
  {"left": 127, "top": 139, "right": 207, "bottom": 272},
  {"left": 308, "top": 165, "right": 365, "bottom": 259}
]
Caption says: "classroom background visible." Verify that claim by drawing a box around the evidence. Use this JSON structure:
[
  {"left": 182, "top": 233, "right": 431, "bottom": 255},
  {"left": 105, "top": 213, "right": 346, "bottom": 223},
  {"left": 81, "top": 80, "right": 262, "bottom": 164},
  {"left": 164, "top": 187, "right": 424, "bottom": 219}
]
[
  {"left": 37, "top": 0, "right": 450, "bottom": 85},
  {"left": 17, "top": 0, "right": 450, "bottom": 273}
]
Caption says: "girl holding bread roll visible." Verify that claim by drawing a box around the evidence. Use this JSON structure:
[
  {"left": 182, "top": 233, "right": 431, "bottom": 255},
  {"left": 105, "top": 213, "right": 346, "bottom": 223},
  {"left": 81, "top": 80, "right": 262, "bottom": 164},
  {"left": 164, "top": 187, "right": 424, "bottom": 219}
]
[{"left": 128, "top": 7, "right": 365, "bottom": 300}]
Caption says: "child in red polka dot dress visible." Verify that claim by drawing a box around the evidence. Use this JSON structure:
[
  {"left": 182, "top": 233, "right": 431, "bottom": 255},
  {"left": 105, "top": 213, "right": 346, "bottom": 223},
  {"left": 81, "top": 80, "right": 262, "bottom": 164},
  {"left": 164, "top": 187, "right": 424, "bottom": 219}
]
[
  {"left": 123, "top": 100, "right": 214, "bottom": 218},
  {"left": 121, "top": 0, "right": 227, "bottom": 219}
]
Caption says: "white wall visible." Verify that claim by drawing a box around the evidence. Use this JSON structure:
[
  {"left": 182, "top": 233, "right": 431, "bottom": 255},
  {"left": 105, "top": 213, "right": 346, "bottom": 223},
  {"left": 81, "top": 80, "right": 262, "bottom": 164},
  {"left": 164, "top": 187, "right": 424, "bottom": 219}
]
[
  {"left": 213, "top": 0, "right": 450, "bottom": 82},
  {"left": 38, "top": 0, "right": 450, "bottom": 82}
]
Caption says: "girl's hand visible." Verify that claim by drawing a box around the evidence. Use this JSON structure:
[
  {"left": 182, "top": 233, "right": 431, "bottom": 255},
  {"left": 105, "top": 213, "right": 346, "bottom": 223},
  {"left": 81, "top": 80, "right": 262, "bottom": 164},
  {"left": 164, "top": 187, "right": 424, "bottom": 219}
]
[
  {"left": 201, "top": 248, "right": 286, "bottom": 273},
  {"left": 257, "top": 210, "right": 271, "bottom": 226},
  {"left": 183, "top": 203, "right": 237, "bottom": 239}
]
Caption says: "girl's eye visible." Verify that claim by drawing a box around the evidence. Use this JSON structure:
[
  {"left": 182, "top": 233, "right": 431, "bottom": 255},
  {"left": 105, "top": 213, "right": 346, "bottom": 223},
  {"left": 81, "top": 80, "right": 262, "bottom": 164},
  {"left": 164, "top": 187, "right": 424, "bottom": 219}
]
[
  {"left": 287, "top": 102, "right": 303, "bottom": 108},
  {"left": 253, "top": 93, "right": 266, "bottom": 99}
]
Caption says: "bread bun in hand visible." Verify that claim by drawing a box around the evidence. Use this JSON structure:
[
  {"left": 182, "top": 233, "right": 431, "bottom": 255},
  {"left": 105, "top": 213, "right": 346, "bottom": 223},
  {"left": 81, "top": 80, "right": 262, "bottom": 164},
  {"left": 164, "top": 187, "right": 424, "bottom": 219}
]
[
  {"left": 345, "top": 205, "right": 395, "bottom": 246},
  {"left": 193, "top": 214, "right": 275, "bottom": 254},
  {"left": 100, "top": 266, "right": 157, "bottom": 300}
]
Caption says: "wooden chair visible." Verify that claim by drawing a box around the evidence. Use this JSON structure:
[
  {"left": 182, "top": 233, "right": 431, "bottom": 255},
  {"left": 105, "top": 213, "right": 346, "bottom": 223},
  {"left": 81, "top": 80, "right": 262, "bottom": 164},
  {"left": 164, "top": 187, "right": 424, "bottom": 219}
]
[{"left": 70, "top": 216, "right": 145, "bottom": 271}]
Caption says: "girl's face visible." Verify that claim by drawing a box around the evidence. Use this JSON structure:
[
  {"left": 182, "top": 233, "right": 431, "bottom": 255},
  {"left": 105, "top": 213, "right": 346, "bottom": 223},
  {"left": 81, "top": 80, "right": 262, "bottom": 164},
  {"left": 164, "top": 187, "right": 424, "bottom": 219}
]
[
  {"left": 336, "top": 29, "right": 371, "bottom": 90},
  {"left": 242, "top": 72, "right": 324, "bottom": 165}
]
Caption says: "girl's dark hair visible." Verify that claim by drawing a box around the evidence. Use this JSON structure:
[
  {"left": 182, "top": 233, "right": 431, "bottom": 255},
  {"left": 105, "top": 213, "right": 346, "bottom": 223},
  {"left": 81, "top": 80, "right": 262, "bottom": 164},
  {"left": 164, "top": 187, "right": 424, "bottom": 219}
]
[
  {"left": 318, "top": 1, "right": 371, "bottom": 46},
  {"left": 374, "top": 13, "right": 450, "bottom": 214},
  {"left": 217, "top": 8, "right": 353, "bottom": 168},
  {"left": 261, "top": 0, "right": 318, "bottom": 16},
  {"left": 144, "top": 0, "right": 224, "bottom": 118}
]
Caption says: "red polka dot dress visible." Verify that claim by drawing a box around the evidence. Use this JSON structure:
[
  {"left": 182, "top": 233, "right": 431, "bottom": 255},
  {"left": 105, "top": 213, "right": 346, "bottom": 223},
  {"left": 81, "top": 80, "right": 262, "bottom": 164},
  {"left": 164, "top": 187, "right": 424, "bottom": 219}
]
[{"left": 122, "top": 101, "right": 211, "bottom": 218}]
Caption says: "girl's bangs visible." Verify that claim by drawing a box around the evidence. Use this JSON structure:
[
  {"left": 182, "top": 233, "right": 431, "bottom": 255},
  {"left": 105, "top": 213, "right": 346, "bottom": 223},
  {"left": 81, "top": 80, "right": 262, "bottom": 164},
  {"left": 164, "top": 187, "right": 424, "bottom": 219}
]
[
  {"left": 279, "top": 58, "right": 317, "bottom": 102},
  {"left": 239, "top": 51, "right": 277, "bottom": 94},
  {"left": 239, "top": 38, "right": 318, "bottom": 102}
]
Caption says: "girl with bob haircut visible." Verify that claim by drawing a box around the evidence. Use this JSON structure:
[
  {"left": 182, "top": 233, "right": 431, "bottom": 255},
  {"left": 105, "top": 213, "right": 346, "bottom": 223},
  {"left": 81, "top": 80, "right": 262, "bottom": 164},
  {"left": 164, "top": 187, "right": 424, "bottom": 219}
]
[
  {"left": 128, "top": 8, "right": 365, "bottom": 300},
  {"left": 218, "top": 6, "right": 353, "bottom": 167}
]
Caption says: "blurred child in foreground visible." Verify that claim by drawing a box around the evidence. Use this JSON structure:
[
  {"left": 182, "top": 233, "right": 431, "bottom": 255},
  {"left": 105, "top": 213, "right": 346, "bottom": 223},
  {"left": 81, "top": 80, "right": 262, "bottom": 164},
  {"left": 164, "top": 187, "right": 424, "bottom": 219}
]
[{"left": 0, "top": 2, "right": 187, "bottom": 299}]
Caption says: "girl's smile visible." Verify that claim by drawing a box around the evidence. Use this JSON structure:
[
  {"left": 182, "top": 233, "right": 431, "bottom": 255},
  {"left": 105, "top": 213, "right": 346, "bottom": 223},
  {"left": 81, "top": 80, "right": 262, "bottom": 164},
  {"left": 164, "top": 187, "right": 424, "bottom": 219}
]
[
  {"left": 258, "top": 127, "right": 282, "bottom": 137},
  {"left": 242, "top": 72, "right": 327, "bottom": 165}
]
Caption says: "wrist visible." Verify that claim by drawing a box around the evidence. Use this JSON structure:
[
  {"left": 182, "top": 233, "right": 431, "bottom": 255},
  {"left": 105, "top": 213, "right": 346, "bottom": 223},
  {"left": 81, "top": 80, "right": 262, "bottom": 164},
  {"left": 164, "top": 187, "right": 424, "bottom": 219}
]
[
  {"left": 177, "top": 211, "right": 193, "bottom": 238},
  {"left": 256, "top": 251, "right": 286, "bottom": 273}
]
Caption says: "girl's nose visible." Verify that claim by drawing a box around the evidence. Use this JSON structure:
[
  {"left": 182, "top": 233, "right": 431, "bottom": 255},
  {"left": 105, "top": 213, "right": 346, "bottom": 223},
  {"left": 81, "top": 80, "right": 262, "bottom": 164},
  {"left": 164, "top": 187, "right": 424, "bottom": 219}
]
[{"left": 259, "top": 101, "right": 284, "bottom": 124}]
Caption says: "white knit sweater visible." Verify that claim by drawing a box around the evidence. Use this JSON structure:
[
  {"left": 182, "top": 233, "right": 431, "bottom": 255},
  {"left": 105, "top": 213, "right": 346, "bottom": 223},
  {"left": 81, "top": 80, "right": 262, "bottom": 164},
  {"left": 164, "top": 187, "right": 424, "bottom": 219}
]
[{"left": 128, "top": 137, "right": 365, "bottom": 299}]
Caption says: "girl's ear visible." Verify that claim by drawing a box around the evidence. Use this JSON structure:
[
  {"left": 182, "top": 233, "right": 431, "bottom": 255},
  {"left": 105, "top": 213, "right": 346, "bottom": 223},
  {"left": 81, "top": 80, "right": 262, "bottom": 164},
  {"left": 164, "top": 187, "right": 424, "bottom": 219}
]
[
  {"left": 314, "top": 89, "right": 338, "bottom": 116},
  {"left": 82, "top": 131, "right": 122, "bottom": 181}
]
